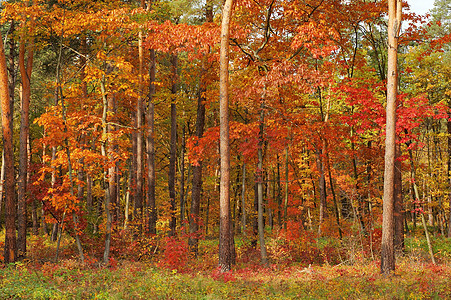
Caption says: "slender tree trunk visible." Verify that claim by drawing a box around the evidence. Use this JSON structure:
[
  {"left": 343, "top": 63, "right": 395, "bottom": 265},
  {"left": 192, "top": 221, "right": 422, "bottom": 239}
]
[
  {"left": 284, "top": 147, "right": 289, "bottom": 230},
  {"left": 408, "top": 149, "right": 436, "bottom": 264},
  {"left": 124, "top": 159, "right": 132, "bottom": 230},
  {"left": 135, "top": 32, "right": 144, "bottom": 228},
  {"left": 316, "top": 146, "right": 327, "bottom": 236},
  {"left": 394, "top": 142, "right": 404, "bottom": 254},
  {"left": 168, "top": 53, "right": 178, "bottom": 237},
  {"left": 146, "top": 48, "right": 157, "bottom": 234},
  {"left": 179, "top": 126, "right": 186, "bottom": 227},
  {"left": 241, "top": 162, "right": 247, "bottom": 235},
  {"left": 447, "top": 115, "right": 451, "bottom": 237},
  {"left": 109, "top": 97, "right": 118, "bottom": 224},
  {"left": 219, "top": 0, "right": 235, "bottom": 272},
  {"left": 32, "top": 199, "right": 38, "bottom": 235},
  {"left": 1, "top": 29, "right": 16, "bottom": 264},
  {"left": 100, "top": 75, "right": 112, "bottom": 264},
  {"left": 0, "top": 152, "right": 4, "bottom": 219},
  {"left": 381, "top": 0, "right": 401, "bottom": 275},
  {"left": 17, "top": 32, "right": 34, "bottom": 259},
  {"left": 257, "top": 103, "right": 268, "bottom": 266},
  {"left": 55, "top": 34, "right": 84, "bottom": 264},
  {"left": 276, "top": 158, "right": 282, "bottom": 229},
  {"left": 325, "top": 150, "right": 342, "bottom": 240},
  {"left": 188, "top": 0, "right": 213, "bottom": 252},
  {"left": 189, "top": 62, "right": 207, "bottom": 254}
]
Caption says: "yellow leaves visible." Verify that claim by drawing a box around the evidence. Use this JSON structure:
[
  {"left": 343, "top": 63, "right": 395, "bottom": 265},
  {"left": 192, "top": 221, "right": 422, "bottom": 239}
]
[{"left": 92, "top": 182, "right": 105, "bottom": 199}]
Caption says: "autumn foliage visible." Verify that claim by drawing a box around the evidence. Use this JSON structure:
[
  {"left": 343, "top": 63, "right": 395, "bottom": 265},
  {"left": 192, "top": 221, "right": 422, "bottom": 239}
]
[{"left": 0, "top": 0, "right": 450, "bottom": 296}]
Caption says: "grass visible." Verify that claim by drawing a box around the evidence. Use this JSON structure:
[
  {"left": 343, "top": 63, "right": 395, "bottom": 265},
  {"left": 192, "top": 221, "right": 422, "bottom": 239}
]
[
  {"left": 1, "top": 259, "right": 451, "bottom": 299},
  {"left": 1, "top": 230, "right": 451, "bottom": 299}
]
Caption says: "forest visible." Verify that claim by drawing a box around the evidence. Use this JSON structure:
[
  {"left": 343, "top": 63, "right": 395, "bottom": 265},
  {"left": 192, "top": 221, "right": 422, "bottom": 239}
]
[{"left": 0, "top": 0, "right": 451, "bottom": 298}]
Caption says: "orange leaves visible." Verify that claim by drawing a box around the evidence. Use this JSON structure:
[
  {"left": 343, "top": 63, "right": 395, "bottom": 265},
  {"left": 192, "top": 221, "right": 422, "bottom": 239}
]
[
  {"left": 144, "top": 21, "right": 220, "bottom": 58},
  {"left": 291, "top": 20, "right": 339, "bottom": 59}
]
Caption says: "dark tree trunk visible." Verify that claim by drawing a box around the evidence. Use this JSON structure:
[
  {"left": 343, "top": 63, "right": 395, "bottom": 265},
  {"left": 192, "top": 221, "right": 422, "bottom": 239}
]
[
  {"left": 394, "top": 139, "right": 404, "bottom": 254},
  {"left": 135, "top": 32, "right": 144, "bottom": 226},
  {"left": 179, "top": 126, "right": 186, "bottom": 227},
  {"left": 189, "top": 64, "right": 207, "bottom": 255},
  {"left": 316, "top": 147, "right": 327, "bottom": 236},
  {"left": 18, "top": 34, "right": 34, "bottom": 259},
  {"left": 168, "top": 54, "right": 178, "bottom": 237},
  {"left": 2, "top": 26, "right": 16, "bottom": 263},
  {"left": 448, "top": 116, "right": 451, "bottom": 238},
  {"left": 147, "top": 48, "right": 157, "bottom": 234},
  {"left": 188, "top": 0, "right": 212, "bottom": 254},
  {"left": 257, "top": 103, "right": 268, "bottom": 266}
]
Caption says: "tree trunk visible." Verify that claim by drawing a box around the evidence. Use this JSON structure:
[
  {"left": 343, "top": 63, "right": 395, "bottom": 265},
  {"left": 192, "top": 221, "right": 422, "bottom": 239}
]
[
  {"left": 17, "top": 32, "right": 34, "bottom": 259},
  {"left": 168, "top": 54, "right": 178, "bottom": 237},
  {"left": 100, "top": 75, "right": 112, "bottom": 265},
  {"left": 1, "top": 28, "right": 16, "bottom": 264},
  {"left": 394, "top": 142, "right": 404, "bottom": 254},
  {"left": 0, "top": 152, "right": 4, "bottom": 220},
  {"left": 146, "top": 48, "right": 157, "bottom": 234},
  {"left": 316, "top": 146, "right": 327, "bottom": 237},
  {"left": 179, "top": 126, "right": 186, "bottom": 228},
  {"left": 241, "top": 162, "right": 247, "bottom": 235},
  {"left": 408, "top": 149, "right": 436, "bottom": 264},
  {"left": 189, "top": 61, "right": 207, "bottom": 254},
  {"left": 257, "top": 104, "right": 268, "bottom": 266},
  {"left": 135, "top": 31, "right": 144, "bottom": 228},
  {"left": 447, "top": 116, "right": 451, "bottom": 237},
  {"left": 219, "top": 0, "right": 235, "bottom": 272},
  {"left": 284, "top": 147, "right": 289, "bottom": 230},
  {"left": 381, "top": 0, "right": 401, "bottom": 275},
  {"left": 55, "top": 35, "right": 84, "bottom": 264}
]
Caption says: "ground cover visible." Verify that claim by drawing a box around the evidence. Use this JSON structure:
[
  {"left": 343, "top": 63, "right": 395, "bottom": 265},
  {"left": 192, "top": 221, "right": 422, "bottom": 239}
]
[{"left": 1, "top": 232, "right": 450, "bottom": 299}]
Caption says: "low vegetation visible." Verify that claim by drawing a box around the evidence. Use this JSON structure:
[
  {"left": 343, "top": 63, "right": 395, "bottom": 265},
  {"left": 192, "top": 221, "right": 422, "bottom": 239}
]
[{"left": 1, "top": 228, "right": 450, "bottom": 299}]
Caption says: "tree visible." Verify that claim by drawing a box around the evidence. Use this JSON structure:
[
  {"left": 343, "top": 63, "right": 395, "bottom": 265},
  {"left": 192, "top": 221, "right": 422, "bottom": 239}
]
[
  {"left": 189, "top": 0, "right": 213, "bottom": 256},
  {"left": 381, "top": 0, "right": 402, "bottom": 275},
  {"left": 218, "top": 0, "right": 235, "bottom": 273},
  {"left": 17, "top": 20, "right": 35, "bottom": 259},
  {"left": 1, "top": 29, "right": 16, "bottom": 264}
]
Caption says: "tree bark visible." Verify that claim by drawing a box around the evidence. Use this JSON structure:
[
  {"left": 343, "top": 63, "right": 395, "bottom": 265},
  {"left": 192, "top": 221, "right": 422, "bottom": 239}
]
[
  {"left": 257, "top": 103, "right": 268, "bottom": 266},
  {"left": 179, "top": 126, "right": 186, "bottom": 227},
  {"left": 1, "top": 29, "right": 16, "bottom": 264},
  {"left": 219, "top": 0, "right": 235, "bottom": 272},
  {"left": 381, "top": 0, "right": 401, "bottom": 275},
  {"left": 135, "top": 31, "right": 145, "bottom": 227},
  {"left": 316, "top": 146, "right": 327, "bottom": 236},
  {"left": 447, "top": 115, "right": 451, "bottom": 237},
  {"left": 146, "top": 48, "right": 157, "bottom": 234},
  {"left": 394, "top": 142, "right": 404, "bottom": 254},
  {"left": 188, "top": 0, "right": 212, "bottom": 254},
  {"left": 168, "top": 54, "right": 178, "bottom": 237},
  {"left": 189, "top": 63, "right": 207, "bottom": 254},
  {"left": 17, "top": 31, "right": 34, "bottom": 259},
  {"left": 100, "top": 74, "right": 112, "bottom": 265}
]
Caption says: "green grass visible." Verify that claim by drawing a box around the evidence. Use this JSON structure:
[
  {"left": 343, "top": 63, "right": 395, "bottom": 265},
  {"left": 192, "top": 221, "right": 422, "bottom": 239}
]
[
  {"left": 2, "top": 228, "right": 451, "bottom": 299},
  {"left": 1, "top": 259, "right": 451, "bottom": 299}
]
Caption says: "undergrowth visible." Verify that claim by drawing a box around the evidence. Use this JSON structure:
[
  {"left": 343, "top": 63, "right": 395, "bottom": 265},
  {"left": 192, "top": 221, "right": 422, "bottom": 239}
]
[{"left": 1, "top": 226, "right": 451, "bottom": 299}]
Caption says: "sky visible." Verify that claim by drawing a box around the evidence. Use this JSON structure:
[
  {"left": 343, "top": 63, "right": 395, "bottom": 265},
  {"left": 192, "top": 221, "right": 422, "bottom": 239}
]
[{"left": 408, "top": 0, "right": 436, "bottom": 15}]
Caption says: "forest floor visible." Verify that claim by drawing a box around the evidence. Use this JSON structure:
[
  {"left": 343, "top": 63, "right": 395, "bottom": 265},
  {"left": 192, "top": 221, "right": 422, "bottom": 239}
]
[{"left": 1, "top": 230, "right": 451, "bottom": 299}]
